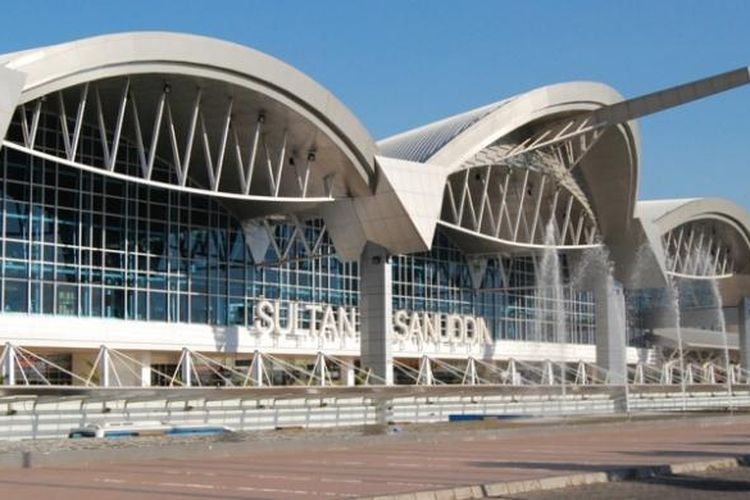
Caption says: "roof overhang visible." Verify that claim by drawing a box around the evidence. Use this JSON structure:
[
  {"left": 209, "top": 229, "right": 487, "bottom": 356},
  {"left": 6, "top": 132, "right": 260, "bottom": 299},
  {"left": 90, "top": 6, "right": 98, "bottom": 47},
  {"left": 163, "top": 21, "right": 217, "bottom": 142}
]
[
  {"left": 0, "top": 32, "right": 377, "bottom": 203},
  {"left": 619, "top": 198, "right": 750, "bottom": 301},
  {"left": 379, "top": 82, "right": 640, "bottom": 256}
]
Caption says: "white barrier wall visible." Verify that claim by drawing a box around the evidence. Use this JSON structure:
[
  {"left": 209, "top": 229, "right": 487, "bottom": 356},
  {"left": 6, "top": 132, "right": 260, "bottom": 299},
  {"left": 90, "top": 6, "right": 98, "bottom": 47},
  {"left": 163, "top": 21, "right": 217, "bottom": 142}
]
[{"left": 1, "top": 389, "right": 749, "bottom": 441}]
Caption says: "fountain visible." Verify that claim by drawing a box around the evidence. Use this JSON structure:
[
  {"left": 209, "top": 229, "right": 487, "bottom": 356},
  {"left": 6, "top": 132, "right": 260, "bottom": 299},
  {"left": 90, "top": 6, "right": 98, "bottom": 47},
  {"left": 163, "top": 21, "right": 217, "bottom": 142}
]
[
  {"left": 666, "top": 278, "right": 688, "bottom": 411},
  {"left": 539, "top": 220, "right": 567, "bottom": 393},
  {"left": 697, "top": 249, "right": 733, "bottom": 406},
  {"left": 624, "top": 244, "right": 650, "bottom": 351},
  {"left": 569, "top": 241, "right": 631, "bottom": 410},
  {"left": 628, "top": 242, "right": 687, "bottom": 409}
]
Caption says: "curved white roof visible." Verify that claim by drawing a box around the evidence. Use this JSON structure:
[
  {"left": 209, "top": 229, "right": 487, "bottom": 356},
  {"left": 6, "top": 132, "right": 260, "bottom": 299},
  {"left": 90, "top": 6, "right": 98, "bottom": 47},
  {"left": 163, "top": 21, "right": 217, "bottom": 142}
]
[
  {"left": 637, "top": 198, "right": 750, "bottom": 237},
  {"left": 378, "top": 81, "right": 638, "bottom": 169},
  {"left": 378, "top": 81, "right": 641, "bottom": 252},
  {"left": 635, "top": 197, "right": 750, "bottom": 279},
  {"left": 0, "top": 31, "right": 378, "bottom": 185}
]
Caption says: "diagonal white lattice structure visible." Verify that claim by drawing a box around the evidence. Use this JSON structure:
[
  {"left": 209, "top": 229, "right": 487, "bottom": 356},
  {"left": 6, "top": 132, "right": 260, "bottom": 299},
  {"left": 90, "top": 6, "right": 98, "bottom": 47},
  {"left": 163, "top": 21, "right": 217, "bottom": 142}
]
[{"left": 0, "top": 33, "right": 379, "bottom": 227}]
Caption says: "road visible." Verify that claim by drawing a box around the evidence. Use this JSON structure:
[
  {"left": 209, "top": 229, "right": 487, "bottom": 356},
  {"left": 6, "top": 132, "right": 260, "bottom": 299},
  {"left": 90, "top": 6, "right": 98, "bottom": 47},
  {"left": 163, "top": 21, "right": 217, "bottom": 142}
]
[{"left": 0, "top": 414, "right": 750, "bottom": 498}]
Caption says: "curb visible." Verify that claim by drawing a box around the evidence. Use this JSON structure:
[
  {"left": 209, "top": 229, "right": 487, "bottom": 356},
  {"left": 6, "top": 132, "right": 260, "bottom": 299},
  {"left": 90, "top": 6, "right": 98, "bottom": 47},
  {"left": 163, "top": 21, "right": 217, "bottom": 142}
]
[{"left": 364, "top": 455, "right": 750, "bottom": 500}]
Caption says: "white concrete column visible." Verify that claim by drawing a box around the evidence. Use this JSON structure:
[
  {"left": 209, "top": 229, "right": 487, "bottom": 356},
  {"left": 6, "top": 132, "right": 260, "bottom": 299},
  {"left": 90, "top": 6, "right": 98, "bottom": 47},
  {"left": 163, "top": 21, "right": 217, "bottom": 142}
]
[
  {"left": 1, "top": 343, "right": 16, "bottom": 385},
  {"left": 251, "top": 351, "right": 265, "bottom": 387},
  {"left": 359, "top": 242, "right": 393, "bottom": 385},
  {"left": 139, "top": 351, "right": 152, "bottom": 387},
  {"left": 345, "top": 359, "right": 356, "bottom": 386},
  {"left": 508, "top": 359, "right": 520, "bottom": 386},
  {"left": 98, "top": 345, "right": 111, "bottom": 387},
  {"left": 180, "top": 348, "right": 193, "bottom": 387},
  {"left": 739, "top": 297, "right": 750, "bottom": 374},
  {"left": 595, "top": 277, "right": 627, "bottom": 384},
  {"left": 316, "top": 352, "right": 327, "bottom": 387}
]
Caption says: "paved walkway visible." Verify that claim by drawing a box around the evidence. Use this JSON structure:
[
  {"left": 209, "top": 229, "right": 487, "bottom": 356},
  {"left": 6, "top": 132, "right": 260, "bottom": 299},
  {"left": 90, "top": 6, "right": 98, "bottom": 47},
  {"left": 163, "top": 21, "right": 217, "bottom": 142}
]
[{"left": 1, "top": 415, "right": 750, "bottom": 498}]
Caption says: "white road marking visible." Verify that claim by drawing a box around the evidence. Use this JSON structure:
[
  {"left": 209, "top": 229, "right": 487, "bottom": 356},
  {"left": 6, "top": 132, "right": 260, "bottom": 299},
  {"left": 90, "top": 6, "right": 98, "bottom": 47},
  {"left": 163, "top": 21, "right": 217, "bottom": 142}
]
[
  {"left": 94, "top": 478, "right": 126, "bottom": 484},
  {"left": 386, "top": 480, "right": 445, "bottom": 488},
  {"left": 95, "top": 476, "right": 355, "bottom": 498},
  {"left": 160, "top": 469, "right": 217, "bottom": 476},
  {"left": 235, "top": 485, "right": 349, "bottom": 497},
  {"left": 158, "top": 482, "right": 217, "bottom": 489},
  {"left": 320, "top": 477, "right": 363, "bottom": 484},
  {"left": 253, "top": 473, "right": 312, "bottom": 481},
  {"left": 297, "top": 459, "right": 365, "bottom": 466}
]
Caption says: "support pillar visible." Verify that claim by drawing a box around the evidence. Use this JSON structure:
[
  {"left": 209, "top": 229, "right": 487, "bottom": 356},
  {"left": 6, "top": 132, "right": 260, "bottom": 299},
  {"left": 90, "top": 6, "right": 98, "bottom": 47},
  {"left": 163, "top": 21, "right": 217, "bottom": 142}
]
[
  {"left": 463, "top": 357, "right": 478, "bottom": 385},
  {"left": 98, "top": 345, "right": 111, "bottom": 387},
  {"left": 575, "top": 361, "right": 588, "bottom": 385},
  {"left": 542, "top": 360, "right": 555, "bottom": 385},
  {"left": 359, "top": 242, "right": 393, "bottom": 385},
  {"left": 633, "top": 362, "right": 645, "bottom": 384},
  {"left": 685, "top": 363, "right": 695, "bottom": 385},
  {"left": 508, "top": 359, "right": 520, "bottom": 386},
  {"left": 180, "top": 348, "right": 192, "bottom": 387},
  {"left": 250, "top": 350, "right": 265, "bottom": 387},
  {"left": 417, "top": 356, "right": 434, "bottom": 385},
  {"left": 345, "top": 359, "right": 356, "bottom": 386},
  {"left": 139, "top": 351, "right": 152, "bottom": 387},
  {"left": 1, "top": 343, "right": 15, "bottom": 385},
  {"left": 315, "top": 352, "right": 327, "bottom": 387},
  {"left": 661, "top": 361, "right": 674, "bottom": 385},
  {"left": 595, "top": 276, "right": 627, "bottom": 384},
  {"left": 739, "top": 297, "right": 750, "bottom": 373}
]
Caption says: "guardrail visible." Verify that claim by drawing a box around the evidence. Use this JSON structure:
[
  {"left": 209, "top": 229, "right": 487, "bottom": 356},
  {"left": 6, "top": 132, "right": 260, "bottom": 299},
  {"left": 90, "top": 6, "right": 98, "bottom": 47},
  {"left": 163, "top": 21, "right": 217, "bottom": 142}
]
[{"left": 1, "top": 384, "right": 749, "bottom": 441}]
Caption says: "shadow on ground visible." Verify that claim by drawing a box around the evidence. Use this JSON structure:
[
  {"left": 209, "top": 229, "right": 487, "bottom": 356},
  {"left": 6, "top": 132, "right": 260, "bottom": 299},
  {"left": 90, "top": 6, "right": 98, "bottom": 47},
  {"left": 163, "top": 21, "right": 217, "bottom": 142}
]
[
  {"left": 621, "top": 449, "right": 744, "bottom": 458},
  {"left": 470, "top": 460, "right": 649, "bottom": 472},
  {"left": 640, "top": 473, "right": 750, "bottom": 493}
]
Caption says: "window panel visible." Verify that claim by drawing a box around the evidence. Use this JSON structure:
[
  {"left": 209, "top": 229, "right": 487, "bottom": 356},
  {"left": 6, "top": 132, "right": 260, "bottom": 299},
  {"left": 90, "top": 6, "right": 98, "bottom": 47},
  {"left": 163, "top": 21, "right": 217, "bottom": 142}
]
[{"left": 4, "top": 280, "right": 27, "bottom": 312}]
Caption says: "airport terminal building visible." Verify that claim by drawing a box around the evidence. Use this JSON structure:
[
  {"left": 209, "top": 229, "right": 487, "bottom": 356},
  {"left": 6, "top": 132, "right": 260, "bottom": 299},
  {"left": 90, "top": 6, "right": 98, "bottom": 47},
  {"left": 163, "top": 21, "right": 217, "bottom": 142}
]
[{"left": 0, "top": 32, "right": 749, "bottom": 387}]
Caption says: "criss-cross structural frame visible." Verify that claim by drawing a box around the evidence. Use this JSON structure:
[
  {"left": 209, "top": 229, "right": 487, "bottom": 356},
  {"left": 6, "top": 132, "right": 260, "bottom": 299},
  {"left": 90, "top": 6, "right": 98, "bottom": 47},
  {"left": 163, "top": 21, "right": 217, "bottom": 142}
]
[
  {"left": 663, "top": 220, "right": 737, "bottom": 279},
  {"left": 0, "top": 32, "right": 378, "bottom": 224},
  {"left": 6, "top": 77, "right": 342, "bottom": 200},
  {"left": 639, "top": 198, "right": 750, "bottom": 281},
  {"left": 424, "top": 67, "right": 750, "bottom": 252}
]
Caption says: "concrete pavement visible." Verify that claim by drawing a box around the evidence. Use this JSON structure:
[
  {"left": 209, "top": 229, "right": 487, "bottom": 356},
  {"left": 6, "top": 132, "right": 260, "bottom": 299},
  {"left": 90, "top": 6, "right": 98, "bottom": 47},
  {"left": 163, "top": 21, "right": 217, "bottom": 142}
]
[{"left": 1, "top": 414, "right": 750, "bottom": 498}]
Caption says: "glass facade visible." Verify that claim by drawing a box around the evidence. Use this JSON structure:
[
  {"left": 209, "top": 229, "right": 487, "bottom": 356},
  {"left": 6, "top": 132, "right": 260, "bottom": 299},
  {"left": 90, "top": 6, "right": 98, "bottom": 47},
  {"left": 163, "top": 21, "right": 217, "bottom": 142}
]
[
  {"left": 0, "top": 111, "right": 357, "bottom": 327},
  {"left": 626, "top": 279, "right": 728, "bottom": 348},
  {"left": 0, "top": 107, "right": 597, "bottom": 345},
  {"left": 393, "top": 231, "right": 597, "bottom": 344}
]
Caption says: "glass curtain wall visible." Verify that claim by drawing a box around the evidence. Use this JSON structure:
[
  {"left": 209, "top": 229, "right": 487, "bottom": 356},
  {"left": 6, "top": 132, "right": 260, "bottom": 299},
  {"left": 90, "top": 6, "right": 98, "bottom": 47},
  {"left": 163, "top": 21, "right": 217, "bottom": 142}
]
[
  {"left": 0, "top": 105, "right": 595, "bottom": 344},
  {"left": 392, "top": 230, "right": 596, "bottom": 344},
  {"left": 0, "top": 111, "right": 357, "bottom": 328}
]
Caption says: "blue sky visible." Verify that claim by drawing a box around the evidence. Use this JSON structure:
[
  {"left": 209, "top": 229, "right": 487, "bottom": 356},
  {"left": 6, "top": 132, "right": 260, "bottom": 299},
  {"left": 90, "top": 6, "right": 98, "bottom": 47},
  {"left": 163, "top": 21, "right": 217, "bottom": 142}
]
[{"left": 2, "top": 1, "right": 749, "bottom": 208}]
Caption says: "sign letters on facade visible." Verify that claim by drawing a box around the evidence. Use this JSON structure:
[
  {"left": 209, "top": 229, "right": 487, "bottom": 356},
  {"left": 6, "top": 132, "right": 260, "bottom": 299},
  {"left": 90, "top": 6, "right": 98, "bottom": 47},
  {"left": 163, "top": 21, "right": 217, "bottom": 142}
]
[{"left": 253, "top": 300, "right": 492, "bottom": 348}]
